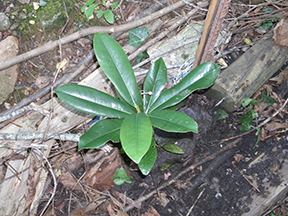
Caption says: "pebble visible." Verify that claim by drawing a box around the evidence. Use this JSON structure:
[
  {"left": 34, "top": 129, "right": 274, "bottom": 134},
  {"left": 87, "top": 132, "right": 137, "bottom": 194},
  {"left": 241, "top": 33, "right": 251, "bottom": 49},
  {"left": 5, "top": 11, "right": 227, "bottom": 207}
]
[
  {"left": 10, "top": 22, "right": 19, "bottom": 30},
  {"left": 0, "top": 12, "right": 11, "bottom": 31}
]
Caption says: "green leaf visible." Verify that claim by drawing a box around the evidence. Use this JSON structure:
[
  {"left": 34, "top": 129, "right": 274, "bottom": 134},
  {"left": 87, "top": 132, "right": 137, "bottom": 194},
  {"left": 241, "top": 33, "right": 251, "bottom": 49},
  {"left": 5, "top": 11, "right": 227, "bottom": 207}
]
[
  {"left": 79, "top": 118, "right": 123, "bottom": 150},
  {"left": 149, "top": 110, "right": 198, "bottom": 133},
  {"left": 160, "top": 162, "right": 173, "bottom": 171},
  {"left": 260, "top": 94, "right": 275, "bottom": 106},
  {"left": 136, "top": 50, "right": 149, "bottom": 63},
  {"left": 129, "top": 27, "right": 149, "bottom": 47},
  {"left": 143, "top": 58, "right": 167, "bottom": 113},
  {"left": 138, "top": 140, "right": 157, "bottom": 175},
  {"left": 111, "top": 2, "right": 118, "bottom": 9},
  {"left": 241, "top": 98, "right": 259, "bottom": 107},
  {"left": 163, "top": 143, "right": 184, "bottom": 154},
  {"left": 112, "top": 167, "right": 133, "bottom": 185},
  {"left": 215, "top": 109, "right": 229, "bottom": 120},
  {"left": 148, "top": 62, "right": 220, "bottom": 113},
  {"left": 104, "top": 10, "right": 114, "bottom": 24},
  {"left": 96, "top": 10, "right": 105, "bottom": 18},
  {"left": 120, "top": 113, "right": 153, "bottom": 164},
  {"left": 81, "top": 0, "right": 96, "bottom": 12},
  {"left": 55, "top": 84, "right": 135, "bottom": 118},
  {"left": 93, "top": 33, "right": 143, "bottom": 111},
  {"left": 85, "top": 3, "right": 101, "bottom": 18}
]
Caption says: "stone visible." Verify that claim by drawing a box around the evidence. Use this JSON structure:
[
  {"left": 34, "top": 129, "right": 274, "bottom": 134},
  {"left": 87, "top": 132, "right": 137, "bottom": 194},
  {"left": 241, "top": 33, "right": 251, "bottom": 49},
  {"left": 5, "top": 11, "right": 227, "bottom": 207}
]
[
  {"left": 0, "top": 12, "right": 11, "bottom": 31},
  {"left": 38, "top": 1, "right": 71, "bottom": 32},
  {"left": 10, "top": 22, "right": 19, "bottom": 30},
  {"left": 0, "top": 36, "right": 19, "bottom": 104}
]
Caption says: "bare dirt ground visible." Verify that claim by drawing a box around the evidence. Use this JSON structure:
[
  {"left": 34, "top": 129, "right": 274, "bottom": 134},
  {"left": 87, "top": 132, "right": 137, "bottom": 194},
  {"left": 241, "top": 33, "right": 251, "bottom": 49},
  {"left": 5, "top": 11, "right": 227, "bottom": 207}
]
[{"left": 0, "top": 0, "right": 288, "bottom": 215}]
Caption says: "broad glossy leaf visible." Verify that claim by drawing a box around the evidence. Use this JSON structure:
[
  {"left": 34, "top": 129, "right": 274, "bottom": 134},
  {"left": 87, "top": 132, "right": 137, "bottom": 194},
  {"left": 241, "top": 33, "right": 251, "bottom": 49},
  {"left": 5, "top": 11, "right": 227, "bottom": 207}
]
[
  {"left": 149, "top": 110, "right": 198, "bottom": 133},
  {"left": 138, "top": 139, "right": 157, "bottom": 175},
  {"left": 120, "top": 113, "right": 153, "bottom": 164},
  {"left": 55, "top": 84, "right": 135, "bottom": 118},
  {"left": 129, "top": 27, "right": 149, "bottom": 47},
  {"left": 148, "top": 63, "right": 220, "bottom": 113},
  {"left": 143, "top": 58, "right": 167, "bottom": 113},
  {"left": 79, "top": 118, "right": 123, "bottom": 150},
  {"left": 93, "top": 33, "right": 143, "bottom": 111}
]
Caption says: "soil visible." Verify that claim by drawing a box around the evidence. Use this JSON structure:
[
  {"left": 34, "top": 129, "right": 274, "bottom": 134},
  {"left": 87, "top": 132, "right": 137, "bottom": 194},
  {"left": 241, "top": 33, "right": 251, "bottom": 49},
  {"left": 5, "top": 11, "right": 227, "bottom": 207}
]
[{"left": 0, "top": 0, "right": 288, "bottom": 215}]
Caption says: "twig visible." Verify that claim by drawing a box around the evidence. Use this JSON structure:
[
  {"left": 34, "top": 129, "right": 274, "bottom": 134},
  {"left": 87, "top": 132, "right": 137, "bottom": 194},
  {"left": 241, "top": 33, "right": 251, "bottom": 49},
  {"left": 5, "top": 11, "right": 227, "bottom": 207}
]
[
  {"left": 0, "top": 0, "right": 197, "bottom": 71},
  {"left": 124, "top": 138, "right": 241, "bottom": 212},
  {"left": 0, "top": 102, "right": 49, "bottom": 123},
  {"left": 133, "top": 38, "right": 200, "bottom": 70},
  {"left": 217, "top": 97, "right": 288, "bottom": 143},
  {"left": 128, "top": 5, "right": 205, "bottom": 61},
  {"left": 185, "top": 188, "right": 205, "bottom": 216},
  {"left": 30, "top": 148, "right": 57, "bottom": 216},
  {"left": 0, "top": 132, "right": 80, "bottom": 142},
  {"left": 0, "top": 49, "right": 95, "bottom": 119},
  {"left": 232, "top": 163, "right": 260, "bottom": 193}
]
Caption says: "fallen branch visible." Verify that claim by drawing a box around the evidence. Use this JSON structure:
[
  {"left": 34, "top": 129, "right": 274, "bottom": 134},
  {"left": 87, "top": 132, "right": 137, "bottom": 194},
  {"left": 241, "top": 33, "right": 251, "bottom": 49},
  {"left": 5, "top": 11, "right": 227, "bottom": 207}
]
[
  {"left": 0, "top": 49, "right": 96, "bottom": 119},
  {"left": 128, "top": 3, "right": 207, "bottom": 61},
  {"left": 0, "top": 132, "right": 80, "bottom": 142},
  {"left": 0, "top": 0, "right": 197, "bottom": 71}
]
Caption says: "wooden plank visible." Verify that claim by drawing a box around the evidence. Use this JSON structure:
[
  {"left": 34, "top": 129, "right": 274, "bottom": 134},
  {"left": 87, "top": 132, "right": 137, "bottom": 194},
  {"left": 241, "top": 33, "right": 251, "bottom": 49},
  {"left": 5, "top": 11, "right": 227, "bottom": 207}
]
[
  {"left": 205, "top": 39, "right": 288, "bottom": 112},
  {"left": 242, "top": 160, "right": 288, "bottom": 216},
  {"left": 0, "top": 68, "right": 112, "bottom": 215}
]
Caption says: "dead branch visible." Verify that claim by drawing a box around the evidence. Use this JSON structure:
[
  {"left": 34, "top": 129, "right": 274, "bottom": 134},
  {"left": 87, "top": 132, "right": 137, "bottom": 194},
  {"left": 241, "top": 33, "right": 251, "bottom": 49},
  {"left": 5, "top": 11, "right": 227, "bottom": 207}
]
[
  {"left": 0, "top": 0, "right": 197, "bottom": 71},
  {"left": 0, "top": 49, "right": 95, "bottom": 119},
  {"left": 128, "top": 3, "right": 207, "bottom": 61},
  {"left": 0, "top": 132, "right": 80, "bottom": 142}
]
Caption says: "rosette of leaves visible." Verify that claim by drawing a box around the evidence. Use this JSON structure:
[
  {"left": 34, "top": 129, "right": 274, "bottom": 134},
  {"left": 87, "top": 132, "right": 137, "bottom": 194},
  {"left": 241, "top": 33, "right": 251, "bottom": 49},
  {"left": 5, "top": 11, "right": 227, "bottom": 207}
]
[{"left": 55, "top": 33, "right": 220, "bottom": 175}]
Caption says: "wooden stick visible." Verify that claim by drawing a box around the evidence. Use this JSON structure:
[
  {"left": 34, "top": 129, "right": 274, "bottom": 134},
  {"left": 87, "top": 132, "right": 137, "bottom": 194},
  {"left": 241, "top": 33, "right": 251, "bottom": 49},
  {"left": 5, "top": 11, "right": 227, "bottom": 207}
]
[{"left": 193, "top": 0, "right": 230, "bottom": 68}]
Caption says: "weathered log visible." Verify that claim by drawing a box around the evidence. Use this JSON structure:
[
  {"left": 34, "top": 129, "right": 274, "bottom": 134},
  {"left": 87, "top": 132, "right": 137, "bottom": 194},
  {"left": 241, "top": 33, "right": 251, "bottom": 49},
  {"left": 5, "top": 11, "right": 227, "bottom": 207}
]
[{"left": 205, "top": 39, "right": 288, "bottom": 112}]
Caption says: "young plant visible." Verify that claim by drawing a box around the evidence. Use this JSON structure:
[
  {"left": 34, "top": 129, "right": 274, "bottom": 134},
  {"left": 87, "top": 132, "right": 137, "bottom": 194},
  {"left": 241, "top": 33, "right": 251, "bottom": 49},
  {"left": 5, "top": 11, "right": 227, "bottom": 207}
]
[
  {"left": 55, "top": 33, "right": 220, "bottom": 175},
  {"left": 81, "top": 0, "right": 118, "bottom": 24}
]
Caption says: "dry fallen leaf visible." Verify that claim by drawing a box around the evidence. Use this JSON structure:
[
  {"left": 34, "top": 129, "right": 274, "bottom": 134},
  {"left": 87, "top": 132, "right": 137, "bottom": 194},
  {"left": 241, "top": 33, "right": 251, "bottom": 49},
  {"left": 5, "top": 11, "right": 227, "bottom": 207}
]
[
  {"left": 141, "top": 207, "right": 161, "bottom": 216},
  {"left": 234, "top": 154, "right": 244, "bottom": 163},
  {"left": 265, "top": 122, "right": 288, "bottom": 131},
  {"left": 273, "top": 18, "right": 288, "bottom": 46}
]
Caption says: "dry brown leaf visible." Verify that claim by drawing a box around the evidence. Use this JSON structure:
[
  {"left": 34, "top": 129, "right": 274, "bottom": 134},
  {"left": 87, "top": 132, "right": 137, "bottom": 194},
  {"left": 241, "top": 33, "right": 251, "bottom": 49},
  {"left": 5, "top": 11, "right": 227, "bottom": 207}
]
[
  {"left": 84, "top": 148, "right": 123, "bottom": 191},
  {"left": 158, "top": 192, "right": 169, "bottom": 207},
  {"left": 234, "top": 154, "right": 244, "bottom": 163},
  {"left": 141, "top": 207, "right": 161, "bottom": 216},
  {"left": 269, "top": 68, "right": 288, "bottom": 85},
  {"left": 273, "top": 19, "right": 288, "bottom": 46},
  {"left": 265, "top": 122, "right": 288, "bottom": 131},
  {"left": 260, "top": 127, "right": 268, "bottom": 141}
]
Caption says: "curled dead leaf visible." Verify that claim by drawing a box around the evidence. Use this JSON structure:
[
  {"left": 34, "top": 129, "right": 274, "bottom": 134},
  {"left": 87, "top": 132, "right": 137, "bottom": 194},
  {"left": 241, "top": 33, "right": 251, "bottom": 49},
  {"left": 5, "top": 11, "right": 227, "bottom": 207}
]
[
  {"left": 265, "top": 122, "right": 288, "bottom": 131},
  {"left": 273, "top": 19, "right": 288, "bottom": 46}
]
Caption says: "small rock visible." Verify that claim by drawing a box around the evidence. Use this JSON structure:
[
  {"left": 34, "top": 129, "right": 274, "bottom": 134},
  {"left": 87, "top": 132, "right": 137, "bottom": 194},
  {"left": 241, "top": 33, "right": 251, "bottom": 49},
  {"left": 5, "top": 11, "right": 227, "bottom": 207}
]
[
  {"left": 0, "top": 12, "right": 11, "bottom": 31},
  {"left": 0, "top": 36, "right": 19, "bottom": 104},
  {"left": 10, "top": 22, "right": 19, "bottom": 30},
  {"left": 18, "top": 11, "right": 27, "bottom": 20},
  {"left": 35, "top": 76, "right": 51, "bottom": 89},
  {"left": 12, "top": 30, "right": 17, "bottom": 36}
]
